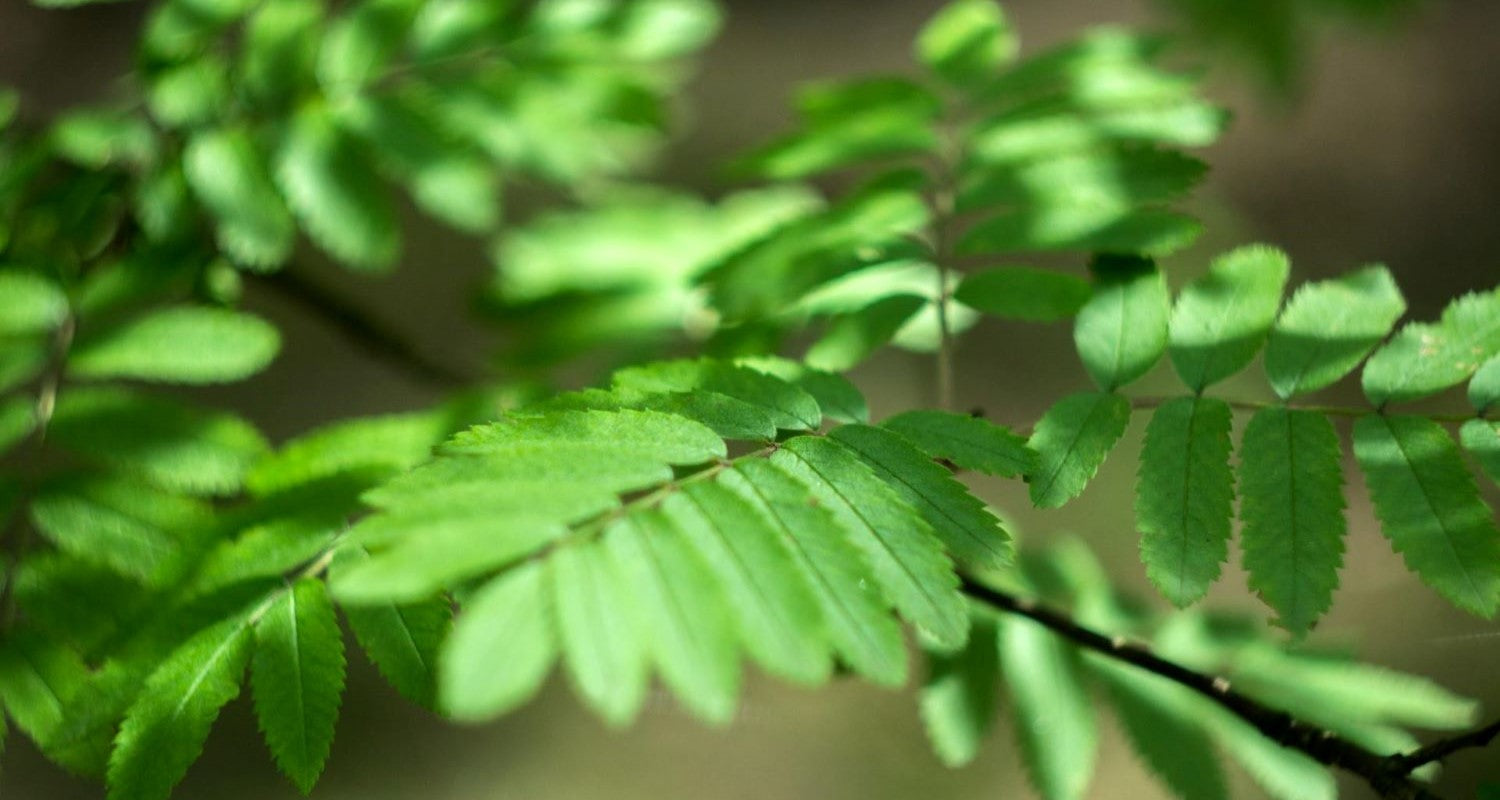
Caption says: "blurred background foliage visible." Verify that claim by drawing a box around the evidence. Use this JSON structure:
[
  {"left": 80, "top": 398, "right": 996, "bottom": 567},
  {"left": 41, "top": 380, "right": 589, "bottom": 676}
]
[{"left": 1, "top": 0, "right": 1498, "bottom": 798}]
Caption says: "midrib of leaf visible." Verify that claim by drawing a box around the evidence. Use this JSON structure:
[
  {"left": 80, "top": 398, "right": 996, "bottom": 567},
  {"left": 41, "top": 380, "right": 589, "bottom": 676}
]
[
  {"left": 1381, "top": 417, "right": 1488, "bottom": 610},
  {"left": 734, "top": 470, "right": 889, "bottom": 657},
  {"left": 173, "top": 624, "right": 247, "bottom": 720},
  {"left": 1175, "top": 398, "right": 1200, "bottom": 602},
  {"left": 284, "top": 587, "right": 309, "bottom": 765},
  {"left": 781, "top": 446, "right": 951, "bottom": 626},
  {"left": 1282, "top": 410, "right": 1306, "bottom": 622}
]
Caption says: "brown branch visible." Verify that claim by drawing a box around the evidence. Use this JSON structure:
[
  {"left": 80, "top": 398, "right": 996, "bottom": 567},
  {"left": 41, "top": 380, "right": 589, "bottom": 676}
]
[
  {"left": 254, "top": 267, "right": 475, "bottom": 389},
  {"left": 957, "top": 575, "right": 1497, "bottom": 800}
]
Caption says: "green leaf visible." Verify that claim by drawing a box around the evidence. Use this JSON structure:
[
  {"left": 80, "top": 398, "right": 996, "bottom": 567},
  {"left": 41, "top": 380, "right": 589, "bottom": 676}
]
[
  {"left": 0, "top": 632, "right": 89, "bottom": 750},
  {"left": 613, "top": 359, "right": 823, "bottom": 432},
  {"left": 193, "top": 517, "right": 339, "bottom": 596},
  {"left": 916, "top": 0, "right": 1017, "bottom": 86},
  {"left": 1204, "top": 697, "right": 1335, "bottom": 800},
  {"left": 248, "top": 410, "right": 449, "bottom": 496},
  {"left": 721, "top": 460, "right": 907, "bottom": 686},
  {"left": 317, "top": 0, "right": 412, "bottom": 99},
  {"left": 29, "top": 475, "right": 208, "bottom": 587},
  {"left": 550, "top": 540, "right": 649, "bottom": 726},
  {"left": 50, "top": 111, "right": 157, "bottom": 169},
  {"left": 604, "top": 512, "right": 740, "bottom": 724},
  {"left": 1136, "top": 396, "right": 1235, "bottom": 607},
  {"left": 439, "top": 562, "right": 555, "bottom": 722},
  {"left": 1239, "top": 408, "right": 1346, "bottom": 635},
  {"left": 959, "top": 207, "right": 1201, "bottom": 257},
  {"left": 252, "top": 579, "right": 346, "bottom": 794},
  {"left": 0, "top": 339, "right": 47, "bottom": 395},
  {"left": 1470, "top": 354, "right": 1500, "bottom": 413},
  {"left": 240, "top": 0, "right": 322, "bottom": 106},
  {"left": 146, "top": 57, "right": 229, "bottom": 128},
  {"left": 881, "top": 409, "right": 1036, "bottom": 478},
  {"left": 617, "top": 0, "right": 722, "bottom": 60},
  {"left": 1363, "top": 288, "right": 1500, "bottom": 406},
  {"left": 1026, "top": 391, "right": 1131, "bottom": 508},
  {"left": 1233, "top": 648, "right": 1478, "bottom": 732},
  {"left": 1000, "top": 616, "right": 1097, "bottom": 800},
  {"left": 49, "top": 387, "right": 269, "bottom": 496},
  {"left": 1263, "top": 265, "right": 1406, "bottom": 398},
  {"left": 831, "top": 423, "right": 1012, "bottom": 571},
  {"left": 1168, "top": 245, "right": 1289, "bottom": 390},
  {"left": 184, "top": 127, "right": 295, "bottom": 268},
  {"left": 735, "top": 356, "right": 869, "bottom": 424},
  {"left": 774, "top": 435, "right": 968, "bottom": 648},
  {"left": 1461, "top": 419, "right": 1500, "bottom": 485},
  {"left": 919, "top": 620, "right": 1000, "bottom": 767},
  {"left": 69, "top": 307, "right": 280, "bottom": 384},
  {"left": 277, "top": 105, "right": 400, "bottom": 270},
  {"left": 954, "top": 266, "right": 1090, "bottom": 322},
  {"left": 1073, "top": 255, "right": 1170, "bottom": 391},
  {"left": 107, "top": 616, "right": 253, "bottom": 800},
  {"left": 0, "top": 271, "right": 68, "bottom": 335},
  {"left": 441, "top": 408, "right": 725, "bottom": 464},
  {"left": 336, "top": 549, "right": 449, "bottom": 709},
  {"left": 662, "top": 482, "right": 830, "bottom": 684},
  {"left": 805, "top": 295, "right": 926, "bottom": 372},
  {"left": 1091, "top": 660, "right": 1226, "bottom": 800},
  {"left": 1353, "top": 414, "right": 1500, "bottom": 616}
]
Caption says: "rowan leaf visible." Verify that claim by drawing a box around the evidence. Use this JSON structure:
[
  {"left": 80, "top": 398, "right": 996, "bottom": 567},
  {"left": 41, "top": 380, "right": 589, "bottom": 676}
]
[
  {"left": 0, "top": 271, "right": 68, "bottom": 335},
  {"left": 550, "top": 540, "right": 649, "bottom": 726},
  {"left": 1353, "top": 414, "right": 1500, "bottom": 616},
  {"left": 439, "top": 562, "right": 555, "bottom": 722},
  {"left": 1168, "top": 245, "right": 1289, "bottom": 390},
  {"left": 603, "top": 512, "right": 740, "bottom": 725},
  {"left": 919, "top": 619, "right": 1000, "bottom": 767},
  {"left": 1136, "top": 397, "right": 1235, "bottom": 607},
  {"left": 774, "top": 435, "right": 968, "bottom": 648},
  {"left": 1090, "top": 660, "right": 1227, "bottom": 800},
  {"left": 252, "top": 579, "right": 346, "bottom": 794},
  {"left": 69, "top": 307, "right": 280, "bottom": 384},
  {"left": 1001, "top": 616, "right": 1097, "bottom": 800},
  {"left": 1363, "top": 288, "right": 1500, "bottom": 407},
  {"left": 336, "top": 548, "right": 450, "bottom": 710},
  {"left": 1263, "top": 266, "right": 1405, "bottom": 398},
  {"left": 1461, "top": 419, "right": 1500, "bottom": 485},
  {"left": 916, "top": 0, "right": 1018, "bottom": 86},
  {"left": 721, "top": 459, "right": 908, "bottom": 686},
  {"left": 277, "top": 105, "right": 399, "bottom": 270},
  {"left": 1027, "top": 391, "right": 1131, "bottom": 508},
  {"left": 831, "top": 423, "right": 1013, "bottom": 571},
  {"left": 183, "top": 127, "right": 295, "bottom": 269},
  {"left": 1239, "top": 408, "right": 1346, "bottom": 635},
  {"left": 954, "top": 266, "right": 1090, "bottom": 322},
  {"left": 106, "top": 616, "right": 253, "bottom": 800},
  {"left": 662, "top": 482, "right": 830, "bottom": 684},
  {"left": 881, "top": 408, "right": 1036, "bottom": 478},
  {"left": 1073, "top": 255, "right": 1170, "bottom": 391}
]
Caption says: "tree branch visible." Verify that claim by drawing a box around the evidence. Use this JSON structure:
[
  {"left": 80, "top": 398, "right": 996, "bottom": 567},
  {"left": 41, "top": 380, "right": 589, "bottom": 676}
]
[
  {"left": 957, "top": 575, "right": 1495, "bottom": 800},
  {"left": 255, "top": 268, "right": 476, "bottom": 389}
]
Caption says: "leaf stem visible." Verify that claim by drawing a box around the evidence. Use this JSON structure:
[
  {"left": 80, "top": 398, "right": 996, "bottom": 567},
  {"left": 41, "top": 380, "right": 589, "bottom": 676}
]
[{"left": 958, "top": 574, "right": 1494, "bottom": 800}]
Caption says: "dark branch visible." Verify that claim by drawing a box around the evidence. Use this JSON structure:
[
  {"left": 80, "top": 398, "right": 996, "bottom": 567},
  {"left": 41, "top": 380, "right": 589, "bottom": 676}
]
[
  {"left": 957, "top": 575, "right": 1496, "bottom": 800},
  {"left": 255, "top": 267, "right": 475, "bottom": 389},
  {"left": 1387, "top": 717, "right": 1500, "bottom": 774}
]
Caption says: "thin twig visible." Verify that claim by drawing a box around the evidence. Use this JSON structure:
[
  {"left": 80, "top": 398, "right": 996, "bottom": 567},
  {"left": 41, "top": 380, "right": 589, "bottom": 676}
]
[
  {"left": 956, "top": 575, "right": 1497, "bottom": 800},
  {"left": 254, "top": 267, "right": 475, "bottom": 389}
]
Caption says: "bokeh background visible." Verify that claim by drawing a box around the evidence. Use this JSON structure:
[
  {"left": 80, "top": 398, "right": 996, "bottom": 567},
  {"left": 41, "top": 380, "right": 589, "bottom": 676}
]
[{"left": 2, "top": 0, "right": 1498, "bottom": 798}]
